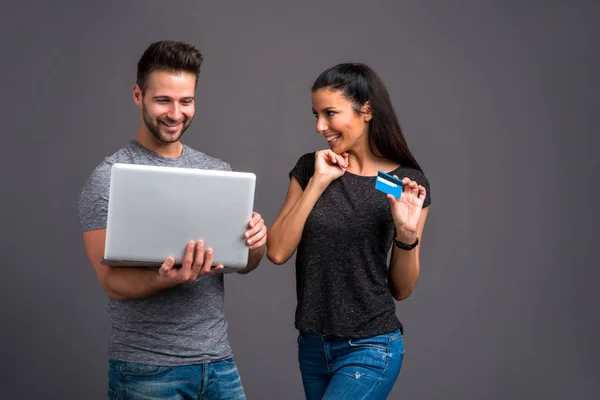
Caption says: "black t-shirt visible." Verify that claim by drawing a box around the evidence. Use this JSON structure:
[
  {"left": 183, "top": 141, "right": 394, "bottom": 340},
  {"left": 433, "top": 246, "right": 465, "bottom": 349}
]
[{"left": 289, "top": 152, "right": 432, "bottom": 339}]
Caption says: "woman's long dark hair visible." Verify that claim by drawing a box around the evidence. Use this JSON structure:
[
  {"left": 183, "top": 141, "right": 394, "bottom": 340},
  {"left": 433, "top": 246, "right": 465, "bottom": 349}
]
[{"left": 312, "top": 63, "right": 423, "bottom": 172}]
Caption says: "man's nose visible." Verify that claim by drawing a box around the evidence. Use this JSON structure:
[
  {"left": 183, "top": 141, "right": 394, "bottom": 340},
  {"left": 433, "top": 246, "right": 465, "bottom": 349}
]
[{"left": 167, "top": 104, "right": 182, "bottom": 121}]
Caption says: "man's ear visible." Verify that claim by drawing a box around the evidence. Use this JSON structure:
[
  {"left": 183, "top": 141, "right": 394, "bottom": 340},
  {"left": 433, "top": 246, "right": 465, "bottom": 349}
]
[{"left": 133, "top": 83, "right": 143, "bottom": 106}]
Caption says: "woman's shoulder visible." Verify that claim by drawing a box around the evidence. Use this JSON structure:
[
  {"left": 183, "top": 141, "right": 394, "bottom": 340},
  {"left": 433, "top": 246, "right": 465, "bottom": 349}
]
[
  {"left": 296, "top": 152, "right": 316, "bottom": 165},
  {"left": 392, "top": 165, "right": 429, "bottom": 184},
  {"left": 292, "top": 152, "right": 316, "bottom": 173},
  {"left": 289, "top": 152, "right": 316, "bottom": 189},
  {"left": 392, "top": 165, "right": 432, "bottom": 207}
]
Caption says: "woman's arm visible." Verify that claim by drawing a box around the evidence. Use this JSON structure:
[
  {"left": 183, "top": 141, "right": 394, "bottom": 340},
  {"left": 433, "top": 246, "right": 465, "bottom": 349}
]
[
  {"left": 267, "top": 150, "right": 348, "bottom": 265},
  {"left": 266, "top": 176, "right": 327, "bottom": 265},
  {"left": 388, "top": 207, "right": 429, "bottom": 300}
]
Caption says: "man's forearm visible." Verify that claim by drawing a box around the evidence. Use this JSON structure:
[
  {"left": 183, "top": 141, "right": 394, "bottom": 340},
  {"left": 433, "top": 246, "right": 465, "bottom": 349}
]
[
  {"left": 237, "top": 246, "right": 265, "bottom": 274},
  {"left": 104, "top": 266, "right": 179, "bottom": 301}
]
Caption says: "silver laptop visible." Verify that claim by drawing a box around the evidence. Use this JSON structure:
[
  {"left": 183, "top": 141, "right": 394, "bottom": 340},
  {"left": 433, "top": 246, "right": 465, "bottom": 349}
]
[{"left": 101, "top": 163, "right": 256, "bottom": 273}]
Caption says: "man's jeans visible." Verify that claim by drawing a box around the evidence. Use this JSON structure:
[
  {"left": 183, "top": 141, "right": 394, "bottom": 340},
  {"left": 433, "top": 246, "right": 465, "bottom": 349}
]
[
  {"left": 298, "top": 328, "right": 404, "bottom": 399},
  {"left": 108, "top": 357, "right": 246, "bottom": 399}
]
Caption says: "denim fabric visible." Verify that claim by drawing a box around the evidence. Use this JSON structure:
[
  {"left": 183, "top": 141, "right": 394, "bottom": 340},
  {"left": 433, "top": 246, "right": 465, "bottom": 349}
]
[
  {"left": 298, "top": 328, "right": 404, "bottom": 399},
  {"left": 107, "top": 357, "right": 246, "bottom": 399}
]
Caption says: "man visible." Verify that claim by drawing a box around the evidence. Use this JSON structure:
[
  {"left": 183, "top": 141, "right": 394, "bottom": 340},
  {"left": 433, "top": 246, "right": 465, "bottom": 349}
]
[{"left": 78, "top": 40, "right": 266, "bottom": 399}]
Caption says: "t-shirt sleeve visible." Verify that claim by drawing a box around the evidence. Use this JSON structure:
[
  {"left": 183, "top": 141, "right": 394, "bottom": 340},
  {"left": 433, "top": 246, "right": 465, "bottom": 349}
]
[
  {"left": 394, "top": 166, "right": 432, "bottom": 208},
  {"left": 289, "top": 152, "right": 315, "bottom": 190},
  {"left": 220, "top": 161, "right": 233, "bottom": 172},
  {"left": 77, "top": 163, "right": 111, "bottom": 232},
  {"left": 412, "top": 169, "right": 432, "bottom": 208}
]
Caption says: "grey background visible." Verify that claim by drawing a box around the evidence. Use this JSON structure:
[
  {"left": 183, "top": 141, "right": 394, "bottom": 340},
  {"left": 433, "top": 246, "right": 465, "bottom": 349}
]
[{"left": 1, "top": 1, "right": 598, "bottom": 399}]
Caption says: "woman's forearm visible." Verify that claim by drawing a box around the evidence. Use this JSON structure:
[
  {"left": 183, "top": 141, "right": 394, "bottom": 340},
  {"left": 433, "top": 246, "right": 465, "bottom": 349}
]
[{"left": 267, "top": 177, "right": 328, "bottom": 265}]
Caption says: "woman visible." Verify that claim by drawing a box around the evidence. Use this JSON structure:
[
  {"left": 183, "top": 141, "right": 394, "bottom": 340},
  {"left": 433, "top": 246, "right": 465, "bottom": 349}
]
[{"left": 266, "top": 63, "right": 432, "bottom": 399}]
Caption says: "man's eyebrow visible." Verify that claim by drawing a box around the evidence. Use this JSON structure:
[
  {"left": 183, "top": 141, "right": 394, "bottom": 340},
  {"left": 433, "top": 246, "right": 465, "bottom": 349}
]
[{"left": 151, "top": 96, "right": 195, "bottom": 100}]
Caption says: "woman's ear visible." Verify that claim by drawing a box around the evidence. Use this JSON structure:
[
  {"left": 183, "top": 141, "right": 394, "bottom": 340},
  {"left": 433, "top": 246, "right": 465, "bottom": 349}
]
[{"left": 362, "top": 101, "right": 373, "bottom": 122}]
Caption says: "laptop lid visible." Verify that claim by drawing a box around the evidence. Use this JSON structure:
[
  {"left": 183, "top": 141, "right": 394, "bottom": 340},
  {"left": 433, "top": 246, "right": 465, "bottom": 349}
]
[{"left": 101, "top": 163, "right": 256, "bottom": 273}]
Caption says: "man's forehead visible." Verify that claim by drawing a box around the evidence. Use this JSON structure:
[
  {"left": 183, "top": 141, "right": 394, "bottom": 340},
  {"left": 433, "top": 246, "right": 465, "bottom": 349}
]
[
  {"left": 144, "top": 70, "right": 196, "bottom": 96},
  {"left": 147, "top": 90, "right": 195, "bottom": 99}
]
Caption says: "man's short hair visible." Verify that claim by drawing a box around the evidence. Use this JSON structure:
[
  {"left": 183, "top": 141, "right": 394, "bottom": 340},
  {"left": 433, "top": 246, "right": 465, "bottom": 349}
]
[{"left": 136, "top": 40, "right": 204, "bottom": 93}]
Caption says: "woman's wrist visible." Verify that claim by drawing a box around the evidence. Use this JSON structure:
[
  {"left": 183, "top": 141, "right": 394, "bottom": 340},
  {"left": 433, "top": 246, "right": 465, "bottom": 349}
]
[
  {"left": 394, "top": 228, "right": 418, "bottom": 245},
  {"left": 308, "top": 175, "right": 331, "bottom": 193}
]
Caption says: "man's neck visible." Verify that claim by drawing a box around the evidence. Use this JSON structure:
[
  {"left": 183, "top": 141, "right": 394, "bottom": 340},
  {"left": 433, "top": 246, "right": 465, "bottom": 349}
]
[{"left": 135, "top": 129, "right": 183, "bottom": 159}]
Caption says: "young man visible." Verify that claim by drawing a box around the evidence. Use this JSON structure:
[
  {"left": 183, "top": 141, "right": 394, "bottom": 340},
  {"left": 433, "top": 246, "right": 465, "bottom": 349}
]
[{"left": 78, "top": 40, "right": 266, "bottom": 400}]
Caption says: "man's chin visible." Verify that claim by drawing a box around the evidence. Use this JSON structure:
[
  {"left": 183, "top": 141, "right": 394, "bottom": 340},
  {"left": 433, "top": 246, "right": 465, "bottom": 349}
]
[
  {"left": 161, "top": 134, "right": 182, "bottom": 143},
  {"left": 152, "top": 130, "right": 183, "bottom": 144}
]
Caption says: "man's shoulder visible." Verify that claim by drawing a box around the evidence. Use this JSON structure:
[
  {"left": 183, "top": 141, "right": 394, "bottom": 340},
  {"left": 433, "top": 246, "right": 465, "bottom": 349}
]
[
  {"left": 182, "top": 144, "right": 231, "bottom": 171},
  {"left": 80, "top": 141, "right": 148, "bottom": 200},
  {"left": 77, "top": 144, "right": 135, "bottom": 231},
  {"left": 86, "top": 142, "right": 138, "bottom": 181}
]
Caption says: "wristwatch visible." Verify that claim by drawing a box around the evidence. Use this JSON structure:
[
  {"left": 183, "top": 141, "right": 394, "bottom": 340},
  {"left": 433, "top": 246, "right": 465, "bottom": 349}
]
[{"left": 394, "top": 234, "right": 419, "bottom": 250}]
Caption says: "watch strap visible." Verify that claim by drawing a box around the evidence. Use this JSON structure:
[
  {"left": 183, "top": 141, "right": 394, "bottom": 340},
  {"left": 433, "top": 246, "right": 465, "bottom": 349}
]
[{"left": 394, "top": 234, "right": 419, "bottom": 250}]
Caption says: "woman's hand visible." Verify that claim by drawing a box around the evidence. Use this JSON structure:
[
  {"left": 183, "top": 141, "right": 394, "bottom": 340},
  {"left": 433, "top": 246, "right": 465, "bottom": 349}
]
[
  {"left": 313, "top": 150, "right": 349, "bottom": 186},
  {"left": 387, "top": 177, "right": 427, "bottom": 243}
]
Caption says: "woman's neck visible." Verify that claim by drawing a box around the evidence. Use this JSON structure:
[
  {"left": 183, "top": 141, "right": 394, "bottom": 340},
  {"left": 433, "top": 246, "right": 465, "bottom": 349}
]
[{"left": 345, "top": 147, "right": 399, "bottom": 176}]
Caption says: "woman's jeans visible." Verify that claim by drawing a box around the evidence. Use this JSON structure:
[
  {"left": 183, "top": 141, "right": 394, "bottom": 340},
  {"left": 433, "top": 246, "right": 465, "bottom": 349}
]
[{"left": 297, "top": 328, "right": 405, "bottom": 400}]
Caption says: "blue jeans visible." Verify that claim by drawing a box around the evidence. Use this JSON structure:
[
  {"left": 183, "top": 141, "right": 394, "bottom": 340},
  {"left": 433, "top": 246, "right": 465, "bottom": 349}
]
[
  {"left": 108, "top": 357, "right": 246, "bottom": 399},
  {"left": 297, "top": 328, "right": 404, "bottom": 400}
]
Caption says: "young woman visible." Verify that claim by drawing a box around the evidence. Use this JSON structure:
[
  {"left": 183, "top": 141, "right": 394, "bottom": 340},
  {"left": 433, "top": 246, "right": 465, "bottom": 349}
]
[{"left": 267, "top": 63, "right": 432, "bottom": 399}]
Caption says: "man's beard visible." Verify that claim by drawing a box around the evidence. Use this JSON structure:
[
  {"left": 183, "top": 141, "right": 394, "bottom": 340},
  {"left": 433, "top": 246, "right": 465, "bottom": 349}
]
[{"left": 142, "top": 103, "right": 191, "bottom": 144}]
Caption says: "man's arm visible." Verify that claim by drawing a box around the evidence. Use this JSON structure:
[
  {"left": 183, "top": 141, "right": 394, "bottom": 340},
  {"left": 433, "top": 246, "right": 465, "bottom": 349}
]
[
  {"left": 83, "top": 229, "right": 221, "bottom": 301},
  {"left": 82, "top": 229, "right": 177, "bottom": 300},
  {"left": 237, "top": 246, "right": 265, "bottom": 275}
]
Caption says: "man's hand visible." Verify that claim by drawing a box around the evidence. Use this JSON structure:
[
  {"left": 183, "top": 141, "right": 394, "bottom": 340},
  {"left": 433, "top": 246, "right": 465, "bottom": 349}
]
[
  {"left": 244, "top": 211, "right": 267, "bottom": 251},
  {"left": 235, "top": 212, "right": 267, "bottom": 274},
  {"left": 158, "top": 240, "right": 224, "bottom": 283}
]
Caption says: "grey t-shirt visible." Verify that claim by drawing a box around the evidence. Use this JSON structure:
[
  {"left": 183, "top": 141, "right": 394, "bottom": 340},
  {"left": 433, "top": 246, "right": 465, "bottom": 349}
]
[{"left": 78, "top": 139, "right": 234, "bottom": 366}]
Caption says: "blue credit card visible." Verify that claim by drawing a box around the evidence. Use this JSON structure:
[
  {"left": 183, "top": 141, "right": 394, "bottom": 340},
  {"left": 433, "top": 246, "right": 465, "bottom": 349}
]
[{"left": 375, "top": 170, "right": 403, "bottom": 198}]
